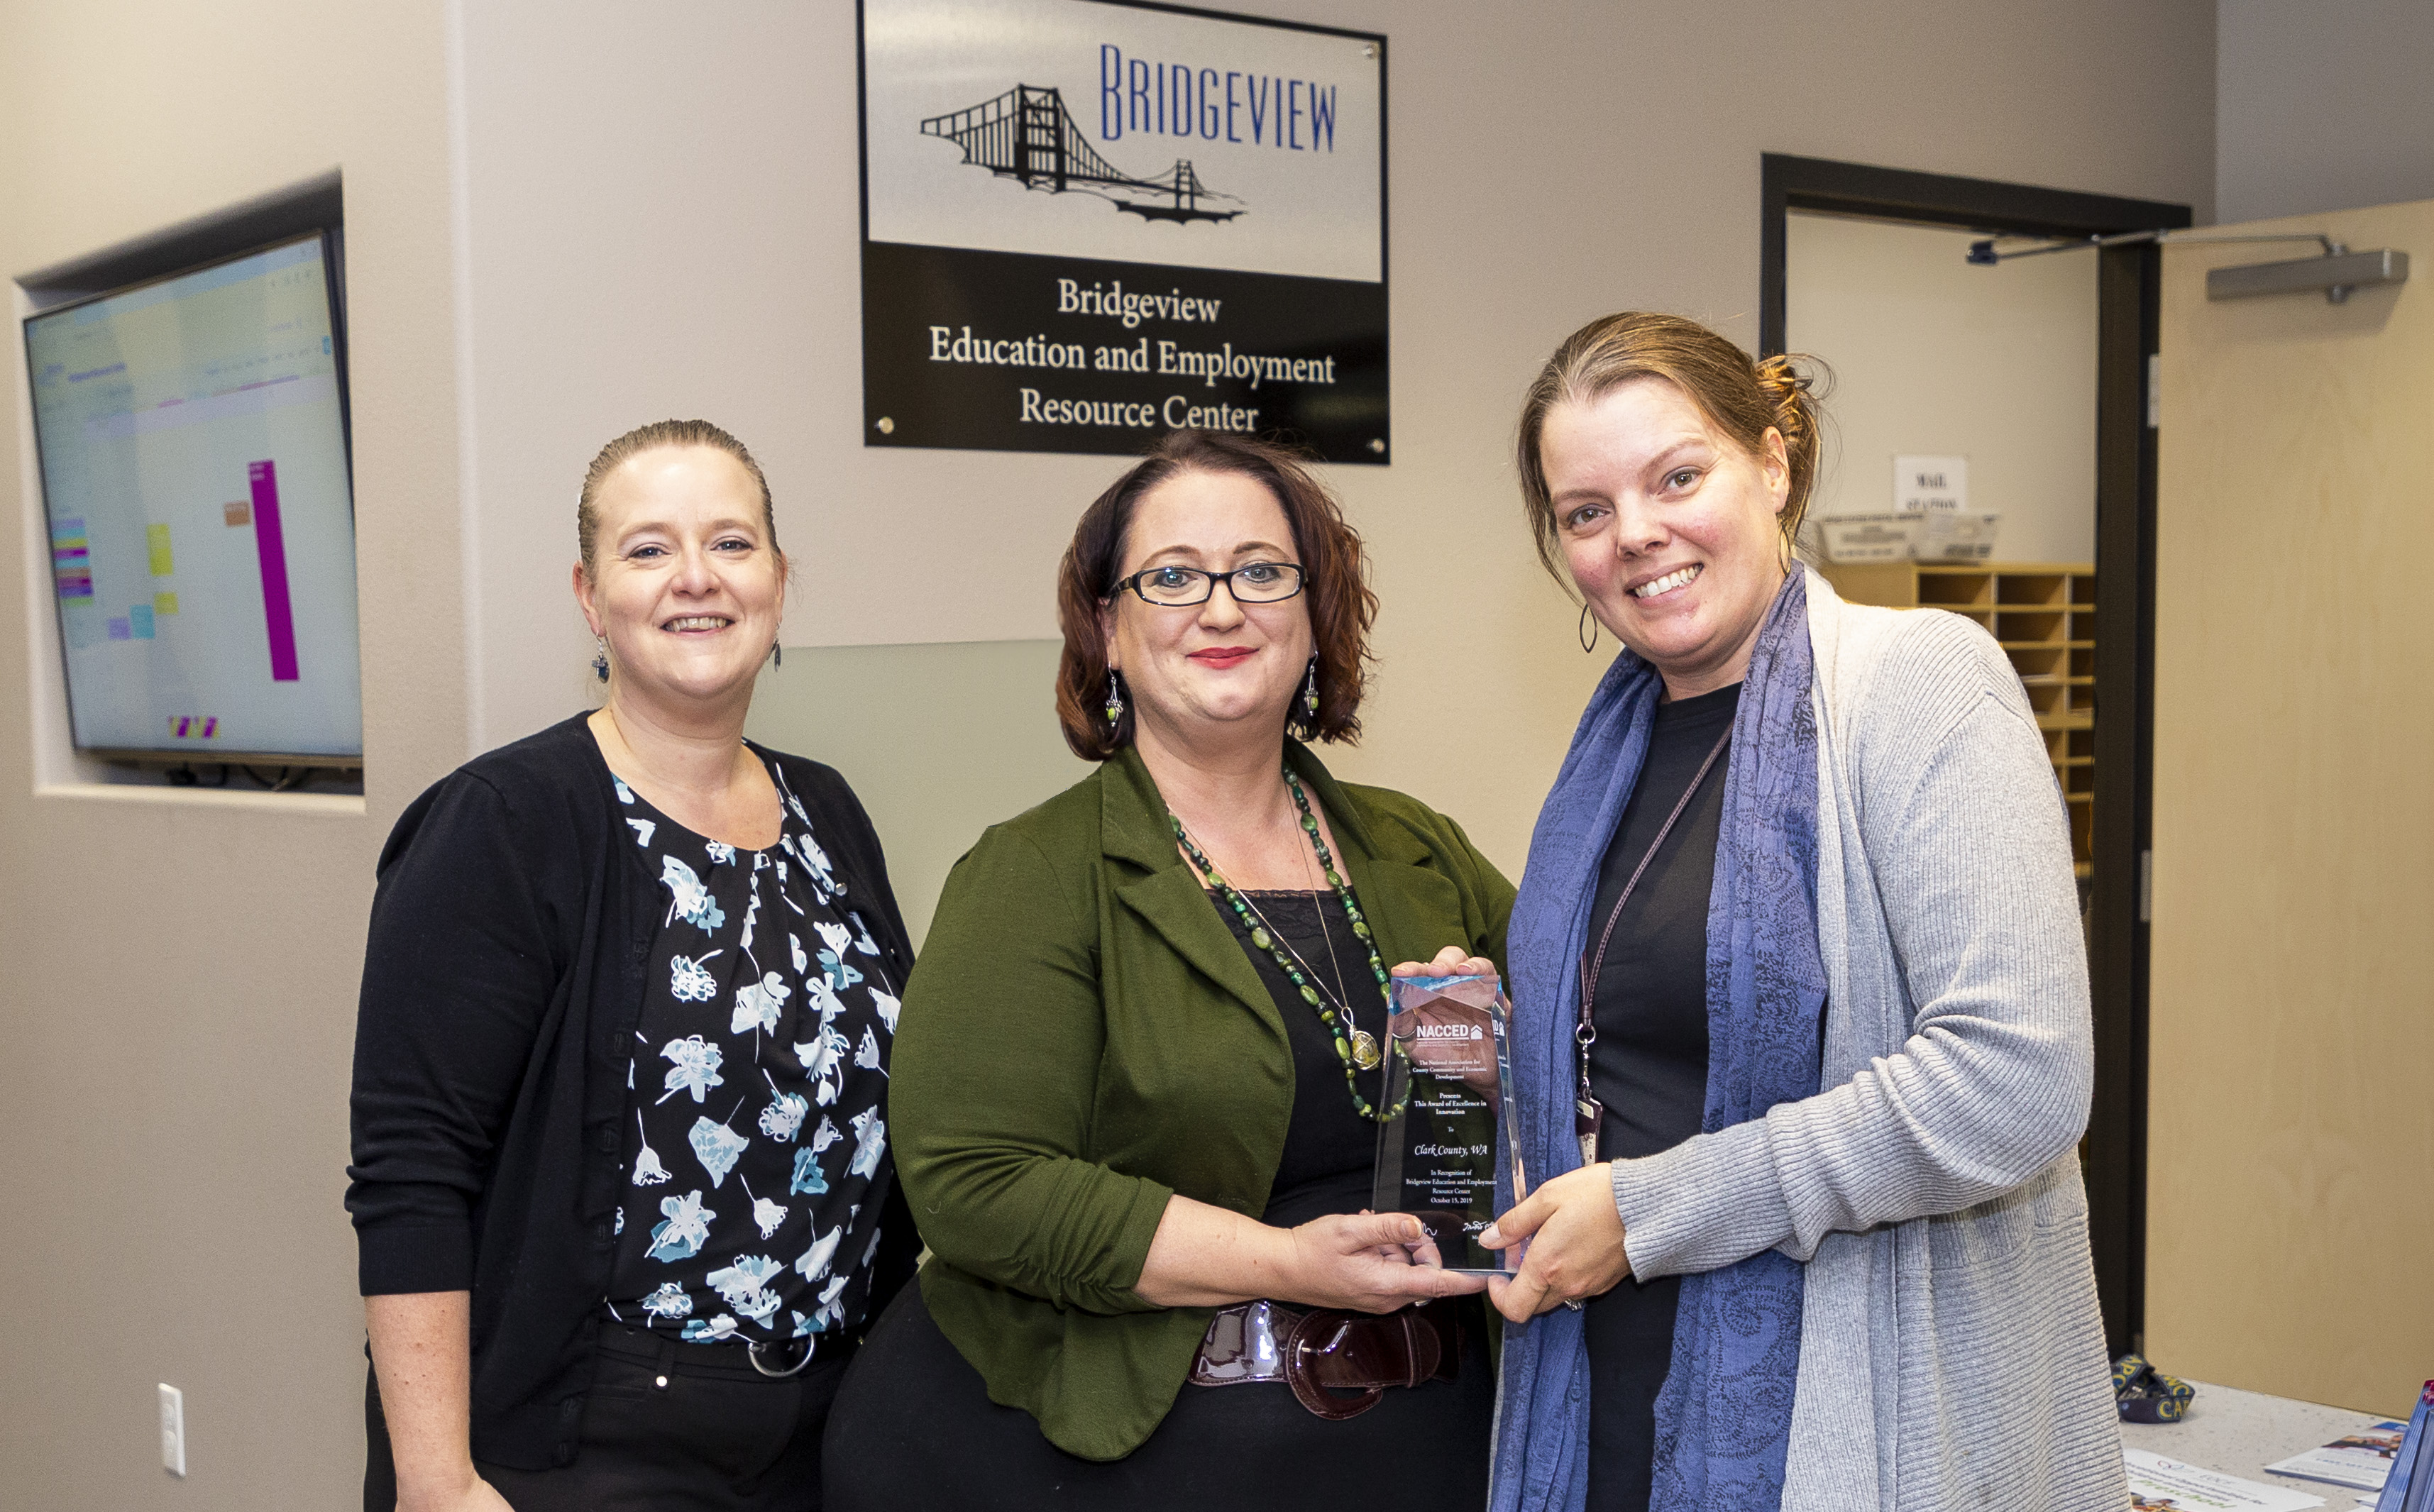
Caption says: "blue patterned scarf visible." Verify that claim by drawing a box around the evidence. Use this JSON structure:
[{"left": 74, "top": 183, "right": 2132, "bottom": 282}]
[{"left": 1491, "top": 569, "right": 1827, "bottom": 1512}]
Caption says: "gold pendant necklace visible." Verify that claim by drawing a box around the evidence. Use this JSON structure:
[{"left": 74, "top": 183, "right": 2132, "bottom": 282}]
[
  {"left": 1170, "top": 769, "right": 1407, "bottom": 1123},
  {"left": 1230, "top": 884, "right": 1377, "bottom": 1064},
  {"left": 1303, "top": 849, "right": 1381, "bottom": 1069},
  {"left": 1298, "top": 829, "right": 1380, "bottom": 1069},
  {"left": 1348, "top": 1026, "right": 1382, "bottom": 1070},
  {"left": 1185, "top": 815, "right": 1380, "bottom": 1070}
]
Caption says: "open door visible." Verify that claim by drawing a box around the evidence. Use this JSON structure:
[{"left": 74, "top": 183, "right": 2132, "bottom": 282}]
[
  {"left": 2146, "top": 200, "right": 2434, "bottom": 1415},
  {"left": 1762, "top": 155, "right": 2188, "bottom": 1355}
]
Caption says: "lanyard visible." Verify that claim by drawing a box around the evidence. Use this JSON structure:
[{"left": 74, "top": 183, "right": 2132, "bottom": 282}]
[{"left": 1575, "top": 724, "right": 1734, "bottom": 1167}]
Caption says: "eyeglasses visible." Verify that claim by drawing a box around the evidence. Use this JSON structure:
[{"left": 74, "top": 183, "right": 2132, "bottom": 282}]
[{"left": 1108, "top": 561, "right": 1307, "bottom": 607}]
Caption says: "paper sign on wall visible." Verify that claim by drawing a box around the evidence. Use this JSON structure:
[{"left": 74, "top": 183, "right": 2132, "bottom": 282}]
[
  {"left": 1894, "top": 455, "right": 1969, "bottom": 512},
  {"left": 859, "top": 0, "right": 1388, "bottom": 463}
]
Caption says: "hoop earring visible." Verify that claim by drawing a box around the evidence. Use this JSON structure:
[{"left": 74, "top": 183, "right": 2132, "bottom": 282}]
[
  {"left": 1577, "top": 604, "right": 1600, "bottom": 654},
  {"left": 1104, "top": 668, "right": 1125, "bottom": 724},
  {"left": 593, "top": 635, "right": 610, "bottom": 683},
  {"left": 1301, "top": 657, "right": 1319, "bottom": 720}
]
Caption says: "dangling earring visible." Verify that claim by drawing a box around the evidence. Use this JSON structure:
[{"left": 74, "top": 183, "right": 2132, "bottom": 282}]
[
  {"left": 771, "top": 641, "right": 783, "bottom": 667},
  {"left": 1301, "top": 657, "right": 1320, "bottom": 720},
  {"left": 1577, "top": 604, "right": 1600, "bottom": 654},
  {"left": 593, "top": 635, "right": 610, "bottom": 683},
  {"left": 1105, "top": 668, "right": 1125, "bottom": 724}
]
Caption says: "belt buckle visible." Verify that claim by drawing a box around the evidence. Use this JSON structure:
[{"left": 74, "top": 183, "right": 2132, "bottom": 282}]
[
  {"left": 747, "top": 1334, "right": 816, "bottom": 1379},
  {"left": 1283, "top": 1309, "right": 1389, "bottom": 1421},
  {"left": 1189, "top": 1300, "right": 1292, "bottom": 1385}
]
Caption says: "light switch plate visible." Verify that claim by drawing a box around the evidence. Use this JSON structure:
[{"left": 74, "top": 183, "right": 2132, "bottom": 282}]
[{"left": 158, "top": 1384, "right": 186, "bottom": 1477}]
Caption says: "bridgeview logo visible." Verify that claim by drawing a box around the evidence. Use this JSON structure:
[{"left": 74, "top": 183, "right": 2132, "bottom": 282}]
[{"left": 920, "top": 84, "right": 1244, "bottom": 224}]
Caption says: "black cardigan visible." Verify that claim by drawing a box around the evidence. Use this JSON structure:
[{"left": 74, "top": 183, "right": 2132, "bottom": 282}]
[{"left": 345, "top": 713, "right": 919, "bottom": 1469}]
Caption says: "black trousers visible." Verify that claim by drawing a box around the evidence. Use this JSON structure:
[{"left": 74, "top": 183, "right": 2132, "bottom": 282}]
[
  {"left": 824, "top": 1281, "right": 1492, "bottom": 1511},
  {"left": 364, "top": 1323, "right": 849, "bottom": 1512},
  {"left": 1582, "top": 1269, "right": 1683, "bottom": 1511}
]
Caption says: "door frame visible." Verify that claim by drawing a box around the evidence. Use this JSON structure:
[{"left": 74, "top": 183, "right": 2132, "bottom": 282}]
[{"left": 1758, "top": 153, "right": 2190, "bottom": 1356}]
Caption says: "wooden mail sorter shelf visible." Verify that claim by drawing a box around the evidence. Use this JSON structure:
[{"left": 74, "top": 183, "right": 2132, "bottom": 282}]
[{"left": 1815, "top": 560, "right": 2096, "bottom": 878}]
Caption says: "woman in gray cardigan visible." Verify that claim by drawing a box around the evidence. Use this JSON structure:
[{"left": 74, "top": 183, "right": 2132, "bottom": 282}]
[{"left": 1477, "top": 313, "right": 2122, "bottom": 1512}]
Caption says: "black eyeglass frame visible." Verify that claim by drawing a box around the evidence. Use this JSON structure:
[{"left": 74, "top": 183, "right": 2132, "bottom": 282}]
[{"left": 1104, "top": 561, "right": 1309, "bottom": 607}]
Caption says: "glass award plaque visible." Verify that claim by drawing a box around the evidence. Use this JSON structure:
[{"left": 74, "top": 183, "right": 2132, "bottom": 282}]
[{"left": 1369, "top": 973, "right": 1528, "bottom": 1275}]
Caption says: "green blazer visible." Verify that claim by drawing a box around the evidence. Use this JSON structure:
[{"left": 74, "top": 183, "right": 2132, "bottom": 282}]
[{"left": 891, "top": 741, "right": 1516, "bottom": 1461}]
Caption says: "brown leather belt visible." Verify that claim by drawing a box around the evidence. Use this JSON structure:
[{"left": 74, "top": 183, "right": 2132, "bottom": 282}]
[{"left": 1188, "top": 1298, "right": 1461, "bottom": 1420}]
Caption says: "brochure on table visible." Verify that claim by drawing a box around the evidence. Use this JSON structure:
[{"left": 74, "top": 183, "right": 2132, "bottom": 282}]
[
  {"left": 2269, "top": 1421, "right": 2410, "bottom": 1494},
  {"left": 2126, "top": 1449, "right": 2327, "bottom": 1511}
]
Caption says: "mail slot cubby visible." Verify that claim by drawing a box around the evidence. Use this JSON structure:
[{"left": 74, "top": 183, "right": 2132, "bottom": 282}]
[
  {"left": 1813, "top": 559, "right": 2099, "bottom": 877},
  {"left": 1917, "top": 569, "right": 1994, "bottom": 609},
  {"left": 1998, "top": 573, "right": 2070, "bottom": 607},
  {"left": 1995, "top": 608, "right": 2068, "bottom": 644},
  {"left": 2010, "top": 644, "right": 2069, "bottom": 683}
]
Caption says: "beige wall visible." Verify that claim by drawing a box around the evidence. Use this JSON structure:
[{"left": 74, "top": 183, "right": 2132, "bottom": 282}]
[
  {"left": 1785, "top": 213, "right": 2099, "bottom": 566},
  {"left": 744, "top": 641, "right": 1089, "bottom": 947},
  {"left": 0, "top": 0, "right": 2212, "bottom": 1505},
  {"left": 459, "top": 0, "right": 2213, "bottom": 917},
  {"left": 2218, "top": 0, "right": 2434, "bottom": 223},
  {"left": 0, "top": 3, "right": 460, "bottom": 1509}
]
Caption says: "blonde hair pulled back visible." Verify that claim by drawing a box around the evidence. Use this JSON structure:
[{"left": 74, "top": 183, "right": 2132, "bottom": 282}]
[
  {"left": 576, "top": 419, "right": 781, "bottom": 578},
  {"left": 1515, "top": 312, "right": 1827, "bottom": 584}
]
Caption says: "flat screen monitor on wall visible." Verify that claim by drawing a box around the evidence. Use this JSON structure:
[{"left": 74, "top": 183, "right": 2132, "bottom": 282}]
[{"left": 24, "top": 231, "right": 362, "bottom": 766}]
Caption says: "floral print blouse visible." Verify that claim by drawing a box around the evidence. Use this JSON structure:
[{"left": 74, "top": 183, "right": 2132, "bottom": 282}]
[{"left": 602, "top": 762, "right": 896, "bottom": 1347}]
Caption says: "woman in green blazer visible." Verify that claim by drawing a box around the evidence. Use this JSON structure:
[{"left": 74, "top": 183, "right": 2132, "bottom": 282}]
[{"left": 825, "top": 431, "right": 1515, "bottom": 1510}]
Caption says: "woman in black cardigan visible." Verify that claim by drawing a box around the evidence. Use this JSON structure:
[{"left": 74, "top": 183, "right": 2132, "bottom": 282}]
[{"left": 347, "top": 420, "right": 917, "bottom": 1512}]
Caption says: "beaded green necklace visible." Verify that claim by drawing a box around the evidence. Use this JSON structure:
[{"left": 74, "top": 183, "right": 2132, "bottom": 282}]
[{"left": 1169, "top": 766, "right": 1410, "bottom": 1122}]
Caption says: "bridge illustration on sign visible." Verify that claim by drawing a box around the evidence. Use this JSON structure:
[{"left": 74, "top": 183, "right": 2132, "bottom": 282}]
[{"left": 919, "top": 85, "right": 1244, "bottom": 224}]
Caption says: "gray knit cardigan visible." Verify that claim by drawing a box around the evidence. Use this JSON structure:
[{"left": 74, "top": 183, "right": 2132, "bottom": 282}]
[{"left": 1603, "top": 570, "right": 2126, "bottom": 1510}]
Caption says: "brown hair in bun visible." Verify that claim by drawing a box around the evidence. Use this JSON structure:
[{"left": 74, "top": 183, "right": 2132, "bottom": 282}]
[{"left": 1515, "top": 312, "right": 1829, "bottom": 582}]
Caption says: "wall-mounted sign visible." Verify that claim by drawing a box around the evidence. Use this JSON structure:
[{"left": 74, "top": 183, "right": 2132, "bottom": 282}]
[
  {"left": 1893, "top": 453, "right": 1969, "bottom": 512},
  {"left": 859, "top": 0, "right": 1388, "bottom": 463}
]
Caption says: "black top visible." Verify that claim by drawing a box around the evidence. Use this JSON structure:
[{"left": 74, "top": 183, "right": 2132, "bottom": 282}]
[
  {"left": 1584, "top": 683, "right": 1736, "bottom": 1157},
  {"left": 1580, "top": 681, "right": 1739, "bottom": 1511},
  {"left": 346, "top": 713, "right": 919, "bottom": 1471},
  {"left": 604, "top": 767, "right": 899, "bottom": 1347},
  {"left": 1207, "top": 890, "right": 1390, "bottom": 1229}
]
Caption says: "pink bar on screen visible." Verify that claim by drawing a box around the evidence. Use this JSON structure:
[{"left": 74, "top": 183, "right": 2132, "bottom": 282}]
[{"left": 248, "top": 460, "right": 300, "bottom": 681}]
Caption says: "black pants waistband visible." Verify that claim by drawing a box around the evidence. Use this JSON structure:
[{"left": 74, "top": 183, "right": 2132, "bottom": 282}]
[{"left": 596, "top": 1320, "right": 859, "bottom": 1377}]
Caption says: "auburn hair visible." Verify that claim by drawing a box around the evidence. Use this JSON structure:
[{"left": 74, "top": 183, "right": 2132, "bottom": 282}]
[
  {"left": 1053, "top": 431, "right": 1376, "bottom": 762},
  {"left": 1515, "top": 312, "right": 1827, "bottom": 584}
]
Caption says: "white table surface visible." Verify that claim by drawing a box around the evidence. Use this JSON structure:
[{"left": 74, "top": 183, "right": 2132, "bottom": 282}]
[{"left": 2119, "top": 1377, "right": 2394, "bottom": 1509}]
